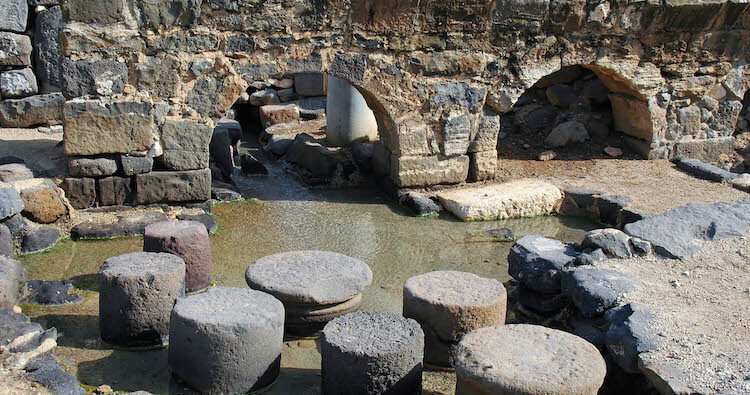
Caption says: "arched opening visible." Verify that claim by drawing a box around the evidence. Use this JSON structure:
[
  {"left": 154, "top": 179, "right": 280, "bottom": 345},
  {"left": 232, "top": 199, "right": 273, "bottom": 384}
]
[
  {"left": 732, "top": 90, "right": 750, "bottom": 173},
  {"left": 207, "top": 72, "right": 384, "bottom": 190},
  {"left": 497, "top": 65, "right": 638, "bottom": 162}
]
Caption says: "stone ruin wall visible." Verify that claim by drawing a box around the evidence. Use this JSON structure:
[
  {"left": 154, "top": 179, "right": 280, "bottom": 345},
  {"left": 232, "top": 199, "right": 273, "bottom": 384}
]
[{"left": 41, "top": 0, "right": 750, "bottom": 207}]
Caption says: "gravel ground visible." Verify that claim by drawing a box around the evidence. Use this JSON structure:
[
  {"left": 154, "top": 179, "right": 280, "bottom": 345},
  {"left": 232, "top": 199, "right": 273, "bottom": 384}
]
[{"left": 602, "top": 236, "right": 750, "bottom": 393}]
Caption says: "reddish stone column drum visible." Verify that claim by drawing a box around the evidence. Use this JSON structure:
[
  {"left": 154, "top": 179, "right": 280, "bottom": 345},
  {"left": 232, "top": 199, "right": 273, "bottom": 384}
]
[{"left": 143, "top": 220, "right": 212, "bottom": 293}]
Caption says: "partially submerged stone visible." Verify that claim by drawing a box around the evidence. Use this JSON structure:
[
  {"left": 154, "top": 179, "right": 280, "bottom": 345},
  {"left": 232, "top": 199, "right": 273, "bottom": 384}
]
[
  {"left": 454, "top": 324, "right": 606, "bottom": 394},
  {"left": 144, "top": 220, "right": 212, "bottom": 293},
  {"left": 322, "top": 311, "right": 424, "bottom": 394},
  {"left": 168, "top": 287, "right": 284, "bottom": 393},
  {"left": 437, "top": 179, "right": 563, "bottom": 221},
  {"left": 403, "top": 271, "right": 506, "bottom": 367},
  {"left": 508, "top": 235, "right": 579, "bottom": 294},
  {"left": 25, "top": 280, "right": 82, "bottom": 305},
  {"left": 99, "top": 252, "right": 185, "bottom": 348},
  {"left": 71, "top": 212, "right": 169, "bottom": 239}
]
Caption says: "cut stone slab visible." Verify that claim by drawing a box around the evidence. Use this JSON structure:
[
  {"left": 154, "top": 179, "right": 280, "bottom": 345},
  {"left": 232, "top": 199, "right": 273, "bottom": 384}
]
[
  {"left": 0, "top": 32, "right": 32, "bottom": 67},
  {"left": 508, "top": 235, "right": 580, "bottom": 294},
  {"left": 245, "top": 250, "right": 373, "bottom": 305},
  {"left": 97, "top": 176, "right": 134, "bottom": 206},
  {"left": 403, "top": 271, "right": 507, "bottom": 367},
  {"left": 321, "top": 311, "right": 424, "bottom": 395},
  {"left": 0, "top": 256, "right": 27, "bottom": 308},
  {"left": 71, "top": 212, "right": 169, "bottom": 239},
  {"left": 546, "top": 121, "right": 589, "bottom": 147},
  {"left": 25, "top": 280, "right": 82, "bottom": 305},
  {"left": 99, "top": 252, "right": 185, "bottom": 348},
  {"left": 60, "top": 177, "right": 95, "bottom": 209},
  {"left": 135, "top": 169, "right": 211, "bottom": 204},
  {"left": 0, "top": 93, "right": 65, "bottom": 128},
  {"left": 674, "top": 157, "right": 739, "bottom": 183},
  {"left": 624, "top": 199, "right": 750, "bottom": 259},
  {"left": 144, "top": 220, "right": 212, "bottom": 293},
  {"left": 0, "top": 187, "right": 25, "bottom": 220},
  {"left": 168, "top": 287, "right": 284, "bottom": 394},
  {"left": 582, "top": 228, "right": 634, "bottom": 259},
  {"left": 67, "top": 157, "right": 118, "bottom": 178},
  {"left": 0, "top": 68, "right": 38, "bottom": 99},
  {"left": 437, "top": 179, "right": 563, "bottom": 221},
  {"left": 20, "top": 226, "right": 60, "bottom": 254},
  {"left": 454, "top": 324, "right": 606, "bottom": 394},
  {"left": 562, "top": 267, "right": 637, "bottom": 318},
  {"left": 119, "top": 155, "right": 153, "bottom": 176}
]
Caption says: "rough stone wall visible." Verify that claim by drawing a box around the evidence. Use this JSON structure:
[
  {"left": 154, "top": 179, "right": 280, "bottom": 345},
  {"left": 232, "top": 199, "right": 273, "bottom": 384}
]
[{"left": 55, "top": 0, "right": 750, "bottom": 202}]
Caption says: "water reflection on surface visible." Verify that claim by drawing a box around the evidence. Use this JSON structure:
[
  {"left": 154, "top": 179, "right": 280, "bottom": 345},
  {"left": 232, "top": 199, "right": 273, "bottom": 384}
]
[{"left": 19, "top": 160, "right": 596, "bottom": 394}]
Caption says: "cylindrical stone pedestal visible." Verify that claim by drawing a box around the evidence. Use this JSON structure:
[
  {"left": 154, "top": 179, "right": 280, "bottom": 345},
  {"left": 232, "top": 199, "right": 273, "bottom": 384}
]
[
  {"left": 168, "top": 287, "right": 284, "bottom": 393},
  {"left": 454, "top": 324, "right": 606, "bottom": 395},
  {"left": 321, "top": 311, "right": 424, "bottom": 395},
  {"left": 245, "top": 250, "right": 372, "bottom": 336},
  {"left": 403, "top": 270, "right": 507, "bottom": 368},
  {"left": 99, "top": 252, "right": 185, "bottom": 348},
  {"left": 326, "top": 75, "right": 378, "bottom": 146},
  {"left": 143, "top": 220, "right": 212, "bottom": 293}
]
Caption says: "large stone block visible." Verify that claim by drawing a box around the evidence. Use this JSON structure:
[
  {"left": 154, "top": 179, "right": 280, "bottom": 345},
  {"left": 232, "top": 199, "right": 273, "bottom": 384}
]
[
  {"left": 97, "top": 176, "right": 134, "bottom": 206},
  {"left": 0, "top": 0, "right": 27, "bottom": 32},
  {"left": 60, "top": 58, "right": 128, "bottom": 98},
  {"left": 391, "top": 155, "right": 469, "bottom": 187},
  {"left": 160, "top": 120, "right": 212, "bottom": 171},
  {"left": 68, "top": 157, "right": 118, "bottom": 177},
  {"left": 0, "top": 69, "right": 38, "bottom": 99},
  {"left": 0, "top": 93, "right": 65, "bottom": 128},
  {"left": 186, "top": 74, "right": 244, "bottom": 119},
  {"left": 468, "top": 151, "right": 497, "bottom": 182},
  {"left": 469, "top": 110, "right": 500, "bottom": 153},
  {"left": 135, "top": 169, "right": 211, "bottom": 204},
  {"left": 430, "top": 82, "right": 486, "bottom": 111},
  {"left": 61, "top": 177, "right": 96, "bottom": 209},
  {"left": 137, "top": 0, "right": 201, "bottom": 29},
  {"left": 162, "top": 151, "right": 210, "bottom": 171},
  {"left": 63, "top": 100, "right": 160, "bottom": 156},
  {"left": 391, "top": 120, "right": 431, "bottom": 156},
  {"left": 610, "top": 94, "right": 661, "bottom": 142},
  {"left": 294, "top": 72, "right": 325, "bottom": 96},
  {"left": 0, "top": 32, "right": 31, "bottom": 67},
  {"left": 61, "top": 0, "right": 130, "bottom": 24},
  {"left": 442, "top": 111, "right": 472, "bottom": 156},
  {"left": 673, "top": 137, "right": 734, "bottom": 164},
  {"left": 34, "top": 6, "right": 63, "bottom": 93}
]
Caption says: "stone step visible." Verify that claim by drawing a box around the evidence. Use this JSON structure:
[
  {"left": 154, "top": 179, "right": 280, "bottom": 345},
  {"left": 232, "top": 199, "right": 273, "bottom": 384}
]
[{"left": 436, "top": 179, "right": 563, "bottom": 221}]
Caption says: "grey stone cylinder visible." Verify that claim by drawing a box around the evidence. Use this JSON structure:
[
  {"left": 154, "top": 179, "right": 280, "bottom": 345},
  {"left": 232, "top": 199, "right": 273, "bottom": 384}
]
[
  {"left": 403, "top": 270, "right": 507, "bottom": 368},
  {"left": 454, "top": 324, "right": 606, "bottom": 395},
  {"left": 168, "top": 287, "right": 285, "bottom": 394},
  {"left": 321, "top": 311, "right": 424, "bottom": 395},
  {"left": 143, "top": 220, "right": 212, "bottom": 293},
  {"left": 326, "top": 75, "right": 378, "bottom": 146},
  {"left": 98, "top": 252, "right": 185, "bottom": 348}
]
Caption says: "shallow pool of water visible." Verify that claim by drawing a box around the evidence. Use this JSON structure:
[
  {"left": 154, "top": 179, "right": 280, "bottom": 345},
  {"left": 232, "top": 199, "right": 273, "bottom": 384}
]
[{"left": 19, "top": 160, "right": 596, "bottom": 394}]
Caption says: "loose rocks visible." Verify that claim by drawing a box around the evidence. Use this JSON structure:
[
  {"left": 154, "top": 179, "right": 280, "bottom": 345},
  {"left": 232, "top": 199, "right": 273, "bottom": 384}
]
[
  {"left": 168, "top": 287, "right": 284, "bottom": 393},
  {"left": 581, "top": 228, "right": 634, "bottom": 259},
  {"left": 403, "top": 271, "right": 507, "bottom": 367},
  {"left": 143, "top": 221, "right": 212, "bottom": 293},
  {"left": 321, "top": 311, "right": 424, "bottom": 395},
  {"left": 20, "top": 226, "right": 60, "bottom": 254},
  {"left": 245, "top": 251, "right": 372, "bottom": 334},
  {"left": 0, "top": 256, "right": 27, "bottom": 308},
  {"left": 99, "top": 252, "right": 185, "bottom": 348},
  {"left": 454, "top": 324, "right": 606, "bottom": 394}
]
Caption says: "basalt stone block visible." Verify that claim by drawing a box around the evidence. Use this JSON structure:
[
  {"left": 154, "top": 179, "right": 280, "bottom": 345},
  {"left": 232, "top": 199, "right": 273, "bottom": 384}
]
[
  {"left": 160, "top": 119, "right": 212, "bottom": 154},
  {"left": 294, "top": 72, "right": 325, "bottom": 96},
  {"left": 60, "top": 0, "right": 129, "bottom": 24},
  {"left": 23, "top": 353, "right": 86, "bottom": 395},
  {"left": 402, "top": 192, "right": 440, "bottom": 217},
  {"left": 563, "top": 267, "right": 637, "bottom": 318},
  {"left": 71, "top": 212, "right": 168, "bottom": 239},
  {"left": 68, "top": 157, "right": 118, "bottom": 178},
  {"left": 1, "top": 213, "right": 27, "bottom": 243},
  {"left": 99, "top": 252, "right": 185, "bottom": 348},
  {"left": 455, "top": 325, "right": 606, "bottom": 394},
  {"left": 263, "top": 134, "right": 294, "bottom": 156},
  {"left": 582, "top": 228, "right": 634, "bottom": 259},
  {"left": 34, "top": 6, "right": 63, "bottom": 94},
  {"left": 0, "top": 93, "right": 65, "bottom": 128},
  {"left": 162, "top": 150, "right": 210, "bottom": 171},
  {"left": 137, "top": 0, "right": 202, "bottom": 29},
  {"left": 144, "top": 220, "right": 212, "bottom": 293},
  {"left": 403, "top": 271, "right": 507, "bottom": 367},
  {"left": 673, "top": 157, "right": 739, "bottom": 183},
  {"left": 0, "top": 256, "right": 27, "bottom": 308},
  {"left": 605, "top": 303, "right": 663, "bottom": 374},
  {"left": 97, "top": 176, "right": 134, "bottom": 206},
  {"left": 0, "top": 187, "right": 24, "bottom": 220},
  {"left": 60, "top": 58, "right": 128, "bottom": 98},
  {"left": 0, "top": 0, "right": 27, "bottom": 32},
  {"left": 0, "top": 32, "right": 32, "bottom": 67},
  {"left": 209, "top": 123, "right": 235, "bottom": 180},
  {"left": 321, "top": 312, "right": 424, "bottom": 395},
  {"left": 0, "top": 69, "right": 38, "bottom": 99},
  {"left": 63, "top": 100, "right": 160, "bottom": 156},
  {"left": 119, "top": 155, "right": 153, "bottom": 176},
  {"left": 168, "top": 287, "right": 284, "bottom": 393},
  {"left": 136, "top": 56, "right": 181, "bottom": 98},
  {"left": 517, "top": 285, "right": 568, "bottom": 314},
  {"left": 0, "top": 224, "right": 12, "bottom": 258},
  {"left": 286, "top": 134, "right": 341, "bottom": 179},
  {"left": 21, "top": 227, "right": 61, "bottom": 254},
  {"left": 19, "top": 181, "right": 68, "bottom": 224},
  {"left": 239, "top": 153, "right": 268, "bottom": 176},
  {"left": 61, "top": 177, "right": 96, "bottom": 209},
  {"left": 26, "top": 280, "right": 82, "bottom": 305},
  {"left": 259, "top": 104, "right": 300, "bottom": 128},
  {"left": 430, "top": 82, "right": 486, "bottom": 111},
  {"left": 225, "top": 35, "right": 255, "bottom": 55},
  {"left": 508, "top": 235, "right": 579, "bottom": 294},
  {"left": 574, "top": 248, "right": 608, "bottom": 266},
  {"left": 135, "top": 169, "right": 211, "bottom": 204}
]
